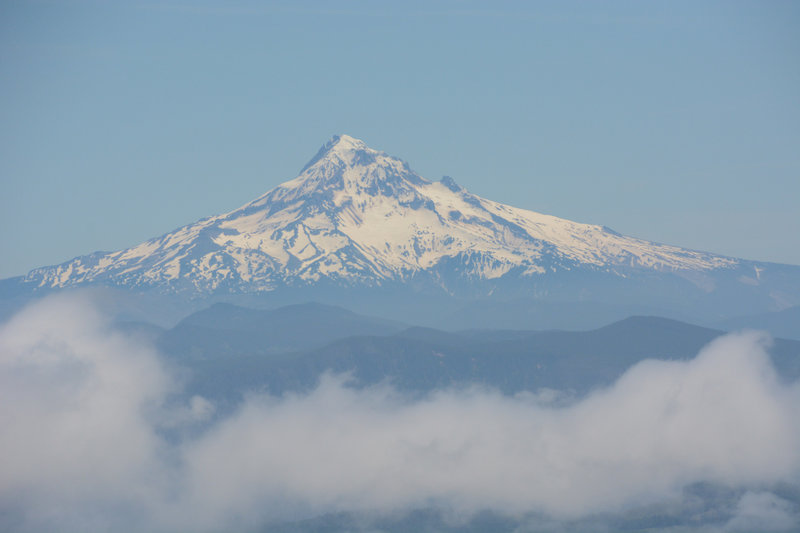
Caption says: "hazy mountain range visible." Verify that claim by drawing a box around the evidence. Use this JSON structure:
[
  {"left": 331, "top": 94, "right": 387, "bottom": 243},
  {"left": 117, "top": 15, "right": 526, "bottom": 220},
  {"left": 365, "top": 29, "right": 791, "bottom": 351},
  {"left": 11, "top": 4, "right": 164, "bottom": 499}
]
[{"left": 135, "top": 301, "right": 800, "bottom": 408}]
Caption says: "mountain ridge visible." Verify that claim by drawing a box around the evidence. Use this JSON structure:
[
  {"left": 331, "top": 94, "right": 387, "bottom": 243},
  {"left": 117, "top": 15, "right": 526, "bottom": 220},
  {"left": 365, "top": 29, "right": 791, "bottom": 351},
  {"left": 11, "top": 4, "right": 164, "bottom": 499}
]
[{"left": 155, "top": 302, "right": 800, "bottom": 402}]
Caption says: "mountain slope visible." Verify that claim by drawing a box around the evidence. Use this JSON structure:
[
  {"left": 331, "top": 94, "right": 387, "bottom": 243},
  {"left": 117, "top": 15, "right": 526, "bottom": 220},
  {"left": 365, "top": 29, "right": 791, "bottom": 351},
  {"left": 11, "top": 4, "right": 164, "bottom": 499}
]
[{"left": 11, "top": 135, "right": 800, "bottom": 319}]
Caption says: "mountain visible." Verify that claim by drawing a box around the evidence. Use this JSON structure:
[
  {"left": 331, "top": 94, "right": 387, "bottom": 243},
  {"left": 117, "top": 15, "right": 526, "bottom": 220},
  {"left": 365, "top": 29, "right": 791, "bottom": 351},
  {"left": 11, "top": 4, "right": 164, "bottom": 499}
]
[
  {"left": 5, "top": 134, "right": 800, "bottom": 323},
  {"left": 155, "top": 307, "right": 800, "bottom": 403}
]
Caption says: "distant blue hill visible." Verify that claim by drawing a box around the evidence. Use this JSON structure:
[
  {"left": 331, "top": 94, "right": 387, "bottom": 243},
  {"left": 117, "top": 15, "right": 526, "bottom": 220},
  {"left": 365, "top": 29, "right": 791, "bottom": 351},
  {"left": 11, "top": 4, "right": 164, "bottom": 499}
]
[
  {"left": 717, "top": 305, "right": 800, "bottom": 341},
  {"left": 146, "top": 303, "right": 800, "bottom": 406}
]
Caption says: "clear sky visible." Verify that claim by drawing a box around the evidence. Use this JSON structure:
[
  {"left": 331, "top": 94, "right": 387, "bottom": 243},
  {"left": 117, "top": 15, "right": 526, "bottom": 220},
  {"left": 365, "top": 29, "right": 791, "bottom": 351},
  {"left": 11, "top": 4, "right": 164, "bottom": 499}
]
[{"left": 1, "top": 0, "right": 799, "bottom": 279}]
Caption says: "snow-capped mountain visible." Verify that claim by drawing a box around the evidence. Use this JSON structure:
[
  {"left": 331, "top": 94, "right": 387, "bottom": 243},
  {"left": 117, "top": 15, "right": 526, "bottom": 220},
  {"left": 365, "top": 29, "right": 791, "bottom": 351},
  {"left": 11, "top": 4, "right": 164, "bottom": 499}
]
[{"left": 12, "top": 135, "right": 800, "bottom": 315}]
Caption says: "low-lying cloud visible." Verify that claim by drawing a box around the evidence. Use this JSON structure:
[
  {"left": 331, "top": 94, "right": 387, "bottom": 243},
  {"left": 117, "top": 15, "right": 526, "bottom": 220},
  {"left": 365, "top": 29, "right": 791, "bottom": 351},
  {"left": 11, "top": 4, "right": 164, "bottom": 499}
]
[{"left": 1, "top": 294, "right": 798, "bottom": 532}]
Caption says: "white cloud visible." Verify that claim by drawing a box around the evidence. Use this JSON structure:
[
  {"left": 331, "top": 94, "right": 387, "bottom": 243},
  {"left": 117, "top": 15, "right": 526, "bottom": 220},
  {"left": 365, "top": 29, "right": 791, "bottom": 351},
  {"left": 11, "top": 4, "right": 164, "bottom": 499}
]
[
  {"left": 726, "top": 491, "right": 798, "bottom": 532},
  {"left": 0, "top": 294, "right": 172, "bottom": 531},
  {"left": 0, "top": 294, "right": 798, "bottom": 532}
]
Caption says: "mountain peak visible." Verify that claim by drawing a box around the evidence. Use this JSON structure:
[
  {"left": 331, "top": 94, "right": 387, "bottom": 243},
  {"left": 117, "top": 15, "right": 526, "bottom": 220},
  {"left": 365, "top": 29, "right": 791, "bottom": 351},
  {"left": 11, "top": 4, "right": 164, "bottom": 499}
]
[
  {"left": 300, "top": 134, "right": 372, "bottom": 173},
  {"left": 330, "top": 134, "right": 367, "bottom": 151},
  {"left": 289, "top": 134, "right": 425, "bottom": 197}
]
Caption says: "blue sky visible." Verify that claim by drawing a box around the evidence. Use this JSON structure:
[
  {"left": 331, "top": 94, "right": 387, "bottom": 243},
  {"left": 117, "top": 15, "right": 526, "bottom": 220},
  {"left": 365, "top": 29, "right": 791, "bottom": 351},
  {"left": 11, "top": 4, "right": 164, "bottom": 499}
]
[{"left": 1, "top": 0, "right": 799, "bottom": 278}]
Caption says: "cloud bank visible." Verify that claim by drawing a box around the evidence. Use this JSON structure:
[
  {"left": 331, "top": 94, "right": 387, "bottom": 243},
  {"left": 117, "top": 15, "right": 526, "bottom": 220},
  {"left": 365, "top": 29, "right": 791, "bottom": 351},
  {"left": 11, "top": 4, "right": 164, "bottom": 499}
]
[{"left": 0, "top": 294, "right": 798, "bottom": 532}]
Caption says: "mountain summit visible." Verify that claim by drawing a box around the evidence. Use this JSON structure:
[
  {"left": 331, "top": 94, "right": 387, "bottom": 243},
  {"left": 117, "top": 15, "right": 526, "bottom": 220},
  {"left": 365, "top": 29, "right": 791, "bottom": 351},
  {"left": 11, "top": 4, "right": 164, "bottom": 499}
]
[{"left": 13, "top": 135, "right": 800, "bottom": 316}]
